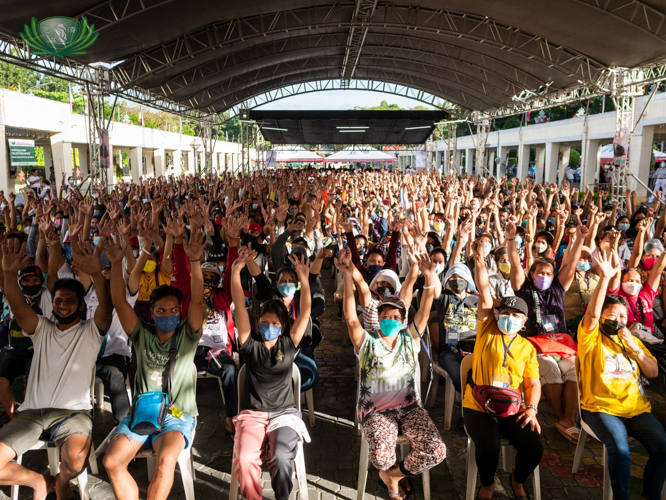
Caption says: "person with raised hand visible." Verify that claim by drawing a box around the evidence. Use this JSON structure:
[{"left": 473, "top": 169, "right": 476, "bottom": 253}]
[
  {"left": 230, "top": 247, "right": 312, "bottom": 500},
  {"left": 578, "top": 250, "right": 666, "bottom": 500},
  {"left": 339, "top": 251, "right": 445, "bottom": 500},
  {"left": 103, "top": 227, "right": 206, "bottom": 500},
  {"left": 0, "top": 235, "right": 111, "bottom": 500}
]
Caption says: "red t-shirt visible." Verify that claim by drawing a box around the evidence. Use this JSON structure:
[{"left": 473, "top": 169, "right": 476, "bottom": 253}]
[{"left": 608, "top": 283, "right": 657, "bottom": 331}]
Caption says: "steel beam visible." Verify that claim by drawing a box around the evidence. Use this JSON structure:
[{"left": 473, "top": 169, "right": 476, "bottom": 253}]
[{"left": 341, "top": 0, "right": 378, "bottom": 85}]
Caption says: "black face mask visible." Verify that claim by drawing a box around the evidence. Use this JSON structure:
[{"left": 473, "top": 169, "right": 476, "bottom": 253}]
[
  {"left": 53, "top": 308, "right": 81, "bottom": 326},
  {"left": 449, "top": 279, "right": 467, "bottom": 294},
  {"left": 376, "top": 286, "right": 395, "bottom": 298},
  {"left": 600, "top": 319, "right": 625, "bottom": 337},
  {"left": 21, "top": 284, "right": 42, "bottom": 298}
]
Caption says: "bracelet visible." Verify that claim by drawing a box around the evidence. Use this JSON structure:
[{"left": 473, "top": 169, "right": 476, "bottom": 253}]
[
  {"left": 141, "top": 247, "right": 151, "bottom": 256},
  {"left": 423, "top": 284, "right": 436, "bottom": 290},
  {"left": 632, "top": 347, "right": 642, "bottom": 355},
  {"left": 506, "top": 237, "right": 515, "bottom": 241},
  {"left": 526, "top": 404, "right": 538, "bottom": 414},
  {"left": 189, "top": 259, "right": 200, "bottom": 262}
]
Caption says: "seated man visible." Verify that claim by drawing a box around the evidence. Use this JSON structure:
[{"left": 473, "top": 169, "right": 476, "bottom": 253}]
[
  {"left": 103, "top": 228, "right": 205, "bottom": 500},
  {"left": 0, "top": 237, "right": 111, "bottom": 500}
]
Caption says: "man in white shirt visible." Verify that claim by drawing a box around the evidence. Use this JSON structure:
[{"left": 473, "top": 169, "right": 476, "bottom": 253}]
[
  {"left": 27, "top": 170, "right": 41, "bottom": 196},
  {"left": 0, "top": 238, "right": 112, "bottom": 500},
  {"left": 650, "top": 162, "right": 666, "bottom": 202}
]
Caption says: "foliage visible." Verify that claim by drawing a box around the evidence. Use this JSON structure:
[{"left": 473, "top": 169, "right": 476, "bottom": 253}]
[
  {"left": 352, "top": 100, "right": 431, "bottom": 111},
  {"left": 569, "top": 148, "right": 581, "bottom": 166},
  {"left": 35, "top": 146, "right": 44, "bottom": 167}
]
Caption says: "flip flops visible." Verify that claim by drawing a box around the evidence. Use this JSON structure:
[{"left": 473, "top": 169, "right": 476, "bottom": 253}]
[
  {"left": 555, "top": 422, "right": 581, "bottom": 444},
  {"left": 376, "top": 477, "right": 416, "bottom": 500}
]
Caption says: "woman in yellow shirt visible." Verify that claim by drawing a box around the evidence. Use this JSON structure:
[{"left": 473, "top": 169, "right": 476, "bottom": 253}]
[
  {"left": 463, "top": 243, "right": 542, "bottom": 500},
  {"left": 578, "top": 251, "right": 665, "bottom": 500}
]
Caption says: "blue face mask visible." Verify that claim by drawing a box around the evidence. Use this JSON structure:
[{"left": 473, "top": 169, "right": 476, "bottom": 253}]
[
  {"left": 248, "top": 235, "right": 259, "bottom": 247},
  {"left": 93, "top": 236, "right": 100, "bottom": 246},
  {"left": 379, "top": 319, "right": 402, "bottom": 337},
  {"left": 483, "top": 242, "right": 492, "bottom": 255},
  {"left": 497, "top": 315, "right": 523, "bottom": 335},
  {"left": 548, "top": 217, "right": 555, "bottom": 225},
  {"left": 577, "top": 261, "right": 592, "bottom": 272},
  {"left": 252, "top": 204, "right": 258, "bottom": 209},
  {"left": 618, "top": 223, "right": 630, "bottom": 232},
  {"left": 93, "top": 210, "right": 100, "bottom": 218},
  {"left": 368, "top": 264, "right": 383, "bottom": 275},
  {"left": 258, "top": 323, "right": 282, "bottom": 341},
  {"left": 434, "top": 263, "right": 445, "bottom": 275},
  {"left": 155, "top": 315, "right": 180, "bottom": 333},
  {"left": 278, "top": 283, "right": 297, "bottom": 297},
  {"left": 65, "top": 246, "right": 72, "bottom": 259},
  {"left": 515, "top": 236, "right": 523, "bottom": 246},
  {"left": 90, "top": 225, "right": 98, "bottom": 232}
]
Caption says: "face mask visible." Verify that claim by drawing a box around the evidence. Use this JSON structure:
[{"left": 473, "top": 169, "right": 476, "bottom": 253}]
[
  {"left": 203, "top": 277, "right": 218, "bottom": 295},
  {"left": 20, "top": 284, "right": 42, "bottom": 297},
  {"left": 144, "top": 260, "right": 157, "bottom": 273},
  {"left": 563, "top": 235, "right": 570, "bottom": 244},
  {"left": 68, "top": 179, "right": 75, "bottom": 186},
  {"left": 289, "top": 208, "right": 298, "bottom": 217},
  {"left": 548, "top": 217, "right": 555, "bottom": 225},
  {"left": 90, "top": 225, "right": 98, "bottom": 232},
  {"left": 258, "top": 323, "right": 282, "bottom": 341},
  {"left": 54, "top": 219, "right": 63, "bottom": 227},
  {"left": 23, "top": 226, "right": 31, "bottom": 235},
  {"left": 93, "top": 211, "right": 100, "bottom": 218},
  {"left": 376, "top": 286, "right": 395, "bottom": 298},
  {"left": 618, "top": 223, "right": 630, "bottom": 232},
  {"left": 515, "top": 236, "right": 523, "bottom": 246},
  {"left": 248, "top": 235, "right": 259, "bottom": 247},
  {"left": 65, "top": 246, "right": 72, "bottom": 259},
  {"left": 252, "top": 204, "right": 257, "bottom": 209},
  {"left": 577, "top": 261, "right": 592, "bottom": 272},
  {"left": 497, "top": 315, "right": 523, "bottom": 335},
  {"left": 214, "top": 218, "right": 223, "bottom": 227},
  {"left": 434, "top": 264, "right": 445, "bottom": 275},
  {"left": 643, "top": 257, "right": 657, "bottom": 270},
  {"left": 535, "top": 242, "right": 547, "bottom": 254},
  {"left": 434, "top": 221, "right": 444, "bottom": 231},
  {"left": 357, "top": 245, "right": 367, "bottom": 256},
  {"left": 368, "top": 264, "right": 382, "bottom": 275},
  {"left": 219, "top": 265, "right": 225, "bottom": 274},
  {"left": 155, "top": 315, "right": 180, "bottom": 334},
  {"left": 92, "top": 236, "right": 100, "bottom": 246},
  {"left": 133, "top": 248, "right": 140, "bottom": 258},
  {"left": 425, "top": 243, "right": 434, "bottom": 254},
  {"left": 600, "top": 318, "right": 625, "bottom": 337},
  {"left": 498, "top": 262, "right": 511, "bottom": 274},
  {"left": 483, "top": 242, "right": 492, "bottom": 255},
  {"left": 449, "top": 279, "right": 467, "bottom": 294},
  {"left": 53, "top": 308, "right": 81, "bottom": 325},
  {"left": 278, "top": 283, "right": 297, "bottom": 297},
  {"left": 379, "top": 319, "right": 402, "bottom": 337},
  {"left": 534, "top": 275, "right": 553, "bottom": 290},
  {"left": 621, "top": 281, "right": 642, "bottom": 296}
]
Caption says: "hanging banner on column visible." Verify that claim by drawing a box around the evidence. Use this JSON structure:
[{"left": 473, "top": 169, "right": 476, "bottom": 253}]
[
  {"left": 8, "top": 139, "right": 36, "bottom": 166},
  {"left": 613, "top": 127, "right": 630, "bottom": 168},
  {"left": 415, "top": 151, "right": 427, "bottom": 169},
  {"left": 266, "top": 150, "right": 277, "bottom": 168},
  {"left": 98, "top": 128, "right": 110, "bottom": 175}
]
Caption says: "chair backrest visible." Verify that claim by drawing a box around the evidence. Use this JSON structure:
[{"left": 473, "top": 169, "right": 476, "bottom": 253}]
[
  {"left": 237, "top": 363, "right": 301, "bottom": 413},
  {"left": 460, "top": 352, "right": 474, "bottom": 398}
]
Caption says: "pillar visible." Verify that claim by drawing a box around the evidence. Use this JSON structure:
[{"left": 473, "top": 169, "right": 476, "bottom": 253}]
[
  {"left": 454, "top": 150, "right": 463, "bottom": 171},
  {"left": 497, "top": 146, "right": 509, "bottom": 177},
  {"left": 516, "top": 144, "right": 530, "bottom": 180},
  {"left": 154, "top": 148, "right": 165, "bottom": 178},
  {"left": 0, "top": 125, "right": 15, "bottom": 195},
  {"left": 435, "top": 151, "right": 442, "bottom": 171},
  {"left": 174, "top": 150, "right": 182, "bottom": 174},
  {"left": 535, "top": 145, "right": 545, "bottom": 184},
  {"left": 464, "top": 148, "right": 475, "bottom": 175},
  {"left": 128, "top": 147, "right": 142, "bottom": 183},
  {"left": 105, "top": 144, "right": 114, "bottom": 186},
  {"left": 78, "top": 145, "right": 89, "bottom": 176},
  {"left": 50, "top": 134, "right": 73, "bottom": 183},
  {"left": 631, "top": 125, "right": 655, "bottom": 198},
  {"left": 581, "top": 139, "right": 600, "bottom": 188},
  {"left": 559, "top": 146, "right": 571, "bottom": 184},
  {"left": 544, "top": 142, "right": 560, "bottom": 184},
  {"left": 486, "top": 148, "right": 495, "bottom": 177},
  {"left": 43, "top": 146, "right": 53, "bottom": 172}
]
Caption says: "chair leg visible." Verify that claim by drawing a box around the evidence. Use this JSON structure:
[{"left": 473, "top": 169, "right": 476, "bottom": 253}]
[
  {"left": 229, "top": 448, "right": 239, "bottom": 500},
  {"left": 357, "top": 433, "right": 370, "bottom": 500},
  {"left": 88, "top": 440, "right": 99, "bottom": 475},
  {"left": 305, "top": 389, "right": 316, "bottom": 427},
  {"left": 422, "top": 468, "right": 431, "bottom": 500},
  {"left": 146, "top": 456, "right": 156, "bottom": 482},
  {"left": 426, "top": 372, "right": 439, "bottom": 410},
  {"left": 532, "top": 464, "right": 541, "bottom": 500},
  {"left": 602, "top": 445, "right": 613, "bottom": 500},
  {"left": 77, "top": 468, "right": 90, "bottom": 500},
  {"left": 443, "top": 375, "right": 455, "bottom": 431},
  {"left": 177, "top": 449, "right": 196, "bottom": 500},
  {"left": 294, "top": 441, "right": 309, "bottom": 500},
  {"left": 217, "top": 379, "right": 226, "bottom": 406},
  {"left": 465, "top": 438, "right": 478, "bottom": 500},
  {"left": 501, "top": 445, "right": 512, "bottom": 472},
  {"left": 571, "top": 428, "right": 589, "bottom": 473},
  {"left": 95, "top": 378, "right": 105, "bottom": 409},
  {"left": 47, "top": 445, "right": 60, "bottom": 476}
]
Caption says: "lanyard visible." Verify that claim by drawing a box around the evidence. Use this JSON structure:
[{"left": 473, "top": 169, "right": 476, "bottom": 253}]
[
  {"left": 532, "top": 290, "right": 543, "bottom": 326},
  {"left": 413, "top": 323, "right": 434, "bottom": 404},
  {"left": 501, "top": 335, "right": 517, "bottom": 368},
  {"left": 629, "top": 297, "right": 644, "bottom": 324},
  {"left": 454, "top": 296, "right": 468, "bottom": 317}
]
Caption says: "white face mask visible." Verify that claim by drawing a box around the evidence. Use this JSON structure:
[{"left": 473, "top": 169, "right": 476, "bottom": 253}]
[
  {"left": 133, "top": 248, "right": 140, "bottom": 258},
  {"left": 535, "top": 242, "right": 547, "bottom": 254},
  {"left": 621, "top": 282, "right": 642, "bottom": 297},
  {"left": 23, "top": 226, "right": 31, "bottom": 234}
]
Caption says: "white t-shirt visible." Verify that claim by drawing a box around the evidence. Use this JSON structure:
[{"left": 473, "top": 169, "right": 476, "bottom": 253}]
[
  {"left": 28, "top": 175, "right": 41, "bottom": 188},
  {"left": 85, "top": 284, "right": 136, "bottom": 358},
  {"left": 199, "top": 305, "right": 232, "bottom": 349},
  {"left": 7, "top": 288, "right": 53, "bottom": 326},
  {"left": 20, "top": 317, "right": 104, "bottom": 411}
]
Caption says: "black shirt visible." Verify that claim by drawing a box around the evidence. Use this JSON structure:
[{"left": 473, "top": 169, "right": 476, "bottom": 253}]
[
  {"left": 515, "top": 275, "right": 566, "bottom": 338},
  {"left": 240, "top": 333, "right": 298, "bottom": 412},
  {"left": 434, "top": 291, "right": 479, "bottom": 353}
]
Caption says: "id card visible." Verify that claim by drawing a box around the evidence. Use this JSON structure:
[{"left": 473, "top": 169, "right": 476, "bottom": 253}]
[
  {"left": 492, "top": 373, "right": 511, "bottom": 388},
  {"left": 637, "top": 377, "right": 648, "bottom": 404},
  {"left": 446, "top": 324, "right": 461, "bottom": 344},
  {"left": 542, "top": 314, "right": 558, "bottom": 333}
]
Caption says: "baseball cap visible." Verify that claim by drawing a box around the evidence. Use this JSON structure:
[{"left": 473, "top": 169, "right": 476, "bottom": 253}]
[
  {"left": 18, "top": 265, "right": 43, "bottom": 283},
  {"left": 129, "top": 236, "right": 140, "bottom": 248},
  {"left": 377, "top": 295, "right": 407, "bottom": 314},
  {"left": 207, "top": 246, "right": 228, "bottom": 262},
  {"left": 248, "top": 222, "right": 262, "bottom": 234},
  {"left": 201, "top": 262, "right": 221, "bottom": 276},
  {"left": 495, "top": 296, "right": 529, "bottom": 316}
]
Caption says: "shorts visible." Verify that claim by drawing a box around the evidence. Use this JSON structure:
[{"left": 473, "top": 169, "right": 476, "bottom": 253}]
[
  {"left": 0, "top": 408, "right": 93, "bottom": 457},
  {"left": 537, "top": 355, "right": 576, "bottom": 385},
  {"left": 116, "top": 412, "right": 195, "bottom": 449},
  {"left": 0, "top": 350, "right": 33, "bottom": 382}
]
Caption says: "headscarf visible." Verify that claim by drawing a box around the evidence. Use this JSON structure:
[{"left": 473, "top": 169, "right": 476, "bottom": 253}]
[
  {"left": 369, "top": 269, "right": 402, "bottom": 293},
  {"left": 442, "top": 263, "right": 477, "bottom": 293}
]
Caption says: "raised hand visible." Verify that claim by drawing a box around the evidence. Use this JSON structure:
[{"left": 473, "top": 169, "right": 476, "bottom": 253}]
[
  {"left": 183, "top": 226, "right": 206, "bottom": 262},
  {"left": 117, "top": 217, "right": 131, "bottom": 236},
  {"left": 72, "top": 240, "right": 103, "bottom": 275},
  {"left": 2, "top": 237, "right": 30, "bottom": 274},
  {"left": 289, "top": 253, "right": 310, "bottom": 281},
  {"left": 104, "top": 236, "right": 126, "bottom": 264},
  {"left": 595, "top": 250, "right": 616, "bottom": 279},
  {"left": 232, "top": 246, "right": 257, "bottom": 273}
]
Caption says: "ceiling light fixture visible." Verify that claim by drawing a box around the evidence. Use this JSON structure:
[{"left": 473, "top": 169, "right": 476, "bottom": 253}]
[
  {"left": 404, "top": 126, "right": 433, "bottom": 130},
  {"left": 262, "top": 127, "right": 288, "bottom": 131}
]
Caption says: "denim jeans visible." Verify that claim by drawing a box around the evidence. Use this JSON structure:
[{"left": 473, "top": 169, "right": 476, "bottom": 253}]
[
  {"left": 582, "top": 410, "right": 666, "bottom": 500},
  {"left": 438, "top": 349, "right": 461, "bottom": 393}
]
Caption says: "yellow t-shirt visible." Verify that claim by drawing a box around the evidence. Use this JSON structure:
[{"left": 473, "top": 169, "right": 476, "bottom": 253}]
[
  {"left": 462, "top": 315, "right": 540, "bottom": 413},
  {"left": 577, "top": 321, "right": 656, "bottom": 418},
  {"left": 138, "top": 267, "right": 173, "bottom": 302}
]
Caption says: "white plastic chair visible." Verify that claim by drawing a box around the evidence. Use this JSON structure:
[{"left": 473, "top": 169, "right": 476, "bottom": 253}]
[
  {"left": 229, "top": 364, "right": 309, "bottom": 500},
  {"left": 419, "top": 330, "right": 455, "bottom": 430},
  {"left": 460, "top": 354, "right": 541, "bottom": 500},
  {"left": 94, "top": 372, "right": 132, "bottom": 410},
  {"left": 197, "top": 370, "right": 226, "bottom": 405}
]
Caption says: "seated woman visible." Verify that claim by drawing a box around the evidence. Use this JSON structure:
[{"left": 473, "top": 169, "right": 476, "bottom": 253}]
[
  {"left": 578, "top": 250, "right": 666, "bottom": 500},
  {"left": 230, "top": 247, "right": 312, "bottom": 500},
  {"left": 463, "top": 242, "right": 543, "bottom": 500},
  {"left": 338, "top": 251, "right": 446, "bottom": 500}
]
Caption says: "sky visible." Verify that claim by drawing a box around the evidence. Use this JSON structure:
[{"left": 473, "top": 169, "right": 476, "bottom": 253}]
[{"left": 255, "top": 89, "right": 434, "bottom": 110}]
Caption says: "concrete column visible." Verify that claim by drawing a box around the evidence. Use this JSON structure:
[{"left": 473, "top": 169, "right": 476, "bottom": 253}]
[
  {"left": 185, "top": 150, "right": 194, "bottom": 174},
  {"left": 77, "top": 145, "right": 89, "bottom": 176},
  {"left": 464, "top": 148, "right": 475, "bottom": 175},
  {"left": 498, "top": 146, "right": 509, "bottom": 177},
  {"left": 128, "top": 147, "right": 142, "bottom": 183},
  {"left": 559, "top": 146, "right": 571, "bottom": 184},
  {"left": 631, "top": 125, "right": 655, "bottom": 198},
  {"left": 544, "top": 142, "right": 560, "bottom": 184},
  {"left": 50, "top": 134, "right": 73, "bottom": 183},
  {"left": 581, "top": 139, "right": 600, "bottom": 188},
  {"left": 535, "top": 145, "right": 546, "bottom": 184},
  {"left": 435, "top": 151, "right": 442, "bottom": 171},
  {"left": 174, "top": 150, "right": 182, "bottom": 174},
  {"left": 0, "top": 125, "right": 15, "bottom": 195},
  {"left": 486, "top": 148, "right": 496, "bottom": 176},
  {"left": 154, "top": 148, "right": 165, "bottom": 178},
  {"left": 43, "top": 146, "right": 53, "bottom": 172},
  {"left": 516, "top": 144, "right": 530, "bottom": 180}
]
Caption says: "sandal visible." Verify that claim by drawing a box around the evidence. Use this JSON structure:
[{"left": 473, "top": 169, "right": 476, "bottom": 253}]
[
  {"left": 377, "top": 479, "right": 403, "bottom": 500},
  {"left": 509, "top": 473, "right": 531, "bottom": 500},
  {"left": 399, "top": 477, "right": 416, "bottom": 500},
  {"left": 555, "top": 423, "right": 580, "bottom": 444}
]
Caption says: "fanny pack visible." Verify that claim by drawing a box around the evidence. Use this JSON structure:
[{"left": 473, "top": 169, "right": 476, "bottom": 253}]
[
  {"left": 129, "top": 333, "right": 178, "bottom": 435},
  {"left": 469, "top": 378, "right": 522, "bottom": 417}
]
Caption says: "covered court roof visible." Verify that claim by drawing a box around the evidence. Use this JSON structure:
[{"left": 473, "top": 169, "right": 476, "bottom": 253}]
[
  {"left": 2, "top": 1, "right": 666, "bottom": 116},
  {"left": 249, "top": 110, "right": 448, "bottom": 144}
]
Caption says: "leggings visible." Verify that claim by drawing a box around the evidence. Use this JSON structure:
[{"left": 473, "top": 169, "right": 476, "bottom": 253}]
[
  {"left": 463, "top": 407, "right": 543, "bottom": 487},
  {"left": 362, "top": 407, "right": 446, "bottom": 475}
]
